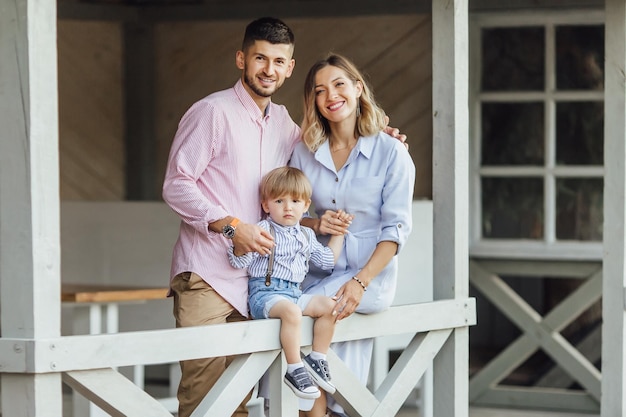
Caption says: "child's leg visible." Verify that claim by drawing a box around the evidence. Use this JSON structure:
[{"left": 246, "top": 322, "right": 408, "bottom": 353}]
[
  {"left": 302, "top": 295, "right": 337, "bottom": 354},
  {"left": 268, "top": 299, "right": 303, "bottom": 364}
]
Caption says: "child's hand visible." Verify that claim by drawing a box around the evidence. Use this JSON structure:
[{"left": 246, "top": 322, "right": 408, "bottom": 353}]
[
  {"left": 318, "top": 210, "right": 354, "bottom": 236},
  {"left": 335, "top": 210, "right": 354, "bottom": 230}
]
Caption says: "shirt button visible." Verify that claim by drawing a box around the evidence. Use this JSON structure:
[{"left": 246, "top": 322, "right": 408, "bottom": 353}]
[
  {"left": 335, "top": 177, "right": 339, "bottom": 182},
  {"left": 397, "top": 223, "right": 403, "bottom": 228},
  {"left": 332, "top": 199, "right": 336, "bottom": 204}
]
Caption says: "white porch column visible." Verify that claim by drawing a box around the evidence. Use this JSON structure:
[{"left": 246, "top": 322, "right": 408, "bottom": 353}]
[
  {"left": 431, "top": 1, "right": 470, "bottom": 417},
  {"left": 602, "top": 1, "right": 626, "bottom": 416},
  {"left": 0, "top": 0, "right": 62, "bottom": 415}
]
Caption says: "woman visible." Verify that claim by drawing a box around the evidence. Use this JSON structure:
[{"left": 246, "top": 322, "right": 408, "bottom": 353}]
[{"left": 290, "top": 54, "right": 415, "bottom": 417}]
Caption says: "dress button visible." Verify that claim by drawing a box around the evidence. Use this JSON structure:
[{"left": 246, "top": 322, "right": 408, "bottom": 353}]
[
  {"left": 397, "top": 223, "right": 403, "bottom": 228},
  {"left": 335, "top": 177, "right": 339, "bottom": 182},
  {"left": 332, "top": 199, "right": 336, "bottom": 204}
]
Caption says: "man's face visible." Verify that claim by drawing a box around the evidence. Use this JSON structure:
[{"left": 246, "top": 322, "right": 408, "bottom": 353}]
[{"left": 236, "top": 40, "right": 295, "bottom": 100}]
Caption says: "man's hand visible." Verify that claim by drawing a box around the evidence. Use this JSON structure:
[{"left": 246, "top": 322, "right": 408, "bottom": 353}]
[
  {"left": 383, "top": 115, "right": 408, "bottom": 150},
  {"left": 231, "top": 222, "right": 274, "bottom": 256}
]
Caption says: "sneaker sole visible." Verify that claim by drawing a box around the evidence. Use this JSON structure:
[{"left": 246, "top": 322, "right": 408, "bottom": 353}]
[
  {"left": 303, "top": 360, "right": 336, "bottom": 394},
  {"left": 283, "top": 376, "right": 321, "bottom": 399}
]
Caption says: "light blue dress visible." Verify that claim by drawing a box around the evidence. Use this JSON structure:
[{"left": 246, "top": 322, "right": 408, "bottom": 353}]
[{"left": 290, "top": 131, "right": 415, "bottom": 414}]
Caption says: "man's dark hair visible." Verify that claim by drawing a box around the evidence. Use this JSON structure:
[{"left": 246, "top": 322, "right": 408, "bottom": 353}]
[{"left": 242, "top": 17, "right": 295, "bottom": 52}]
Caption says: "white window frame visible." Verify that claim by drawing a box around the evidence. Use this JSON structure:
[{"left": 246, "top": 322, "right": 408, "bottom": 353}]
[{"left": 469, "top": 10, "right": 605, "bottom": 261}]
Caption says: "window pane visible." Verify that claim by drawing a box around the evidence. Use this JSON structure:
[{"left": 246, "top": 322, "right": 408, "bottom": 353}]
[
  {"left": 482, "top": 27, "right": 545, "bottom": 91},
  {"left": 482, "top": 102, "right": 544, "bottom": 165},
  {"left": 556, "top": 102, "right": 604, "bottom": 165},
  {"left": 482, "top": 178, "right": 544, "bottom": 239},
  {"left": 556, "top": 25, "right": 604, "bottom": 91},
  {"left": 556, "top": 178, "right": 603, "bottom": 241}
]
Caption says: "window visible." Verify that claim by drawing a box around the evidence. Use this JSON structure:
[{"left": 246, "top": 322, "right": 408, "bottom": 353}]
[{"left": 469, "top": 11, "right": 604, "bottom": 259}]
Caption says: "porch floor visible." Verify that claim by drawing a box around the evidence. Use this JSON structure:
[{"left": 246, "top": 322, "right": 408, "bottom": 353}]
[{"left": 398, "top": 405, "right": 599, "bottom": 417}]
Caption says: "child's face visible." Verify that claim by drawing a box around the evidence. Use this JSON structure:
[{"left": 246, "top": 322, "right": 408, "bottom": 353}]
[{"left": 262, "top": 193, "right": 311, "bottom": 227}]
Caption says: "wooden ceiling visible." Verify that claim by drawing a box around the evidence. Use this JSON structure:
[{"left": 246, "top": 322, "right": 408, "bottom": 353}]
[{"left": 57, "top": 0, "right": 603, "bottom": 22}]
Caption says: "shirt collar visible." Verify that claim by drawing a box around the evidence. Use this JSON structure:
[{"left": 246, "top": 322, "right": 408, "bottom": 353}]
[
  {"left": 355, "top": 135, "right": 374, "bottom": 159},
  {"left": 315, "top": 135, "right": 374, "bottom": 172},
  {"left": 234, "top": 79, "right": 272, "bottom": 120},
  {"left": 267, "top": 217, "right": 301, "bottom": 233}
]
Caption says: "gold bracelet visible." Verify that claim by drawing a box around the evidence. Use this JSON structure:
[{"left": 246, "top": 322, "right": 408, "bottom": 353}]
[{"left": 352, "top": 276, "right": 367, "bottom": 291}]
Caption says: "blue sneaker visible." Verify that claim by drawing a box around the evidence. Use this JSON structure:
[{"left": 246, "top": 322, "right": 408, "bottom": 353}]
[
  {"left": 284, "top": 366, "right": 320, "bottom": 399},
  {"left": 303, "top": 354, "right": 336, "bottom": 394}
]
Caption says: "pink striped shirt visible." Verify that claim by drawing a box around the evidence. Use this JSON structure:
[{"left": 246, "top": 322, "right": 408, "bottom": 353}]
[{"left": 162, "top": 79, "right": 301, "bottom": 316}]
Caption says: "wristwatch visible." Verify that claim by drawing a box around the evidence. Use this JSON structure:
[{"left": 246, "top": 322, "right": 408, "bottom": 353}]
[{"left": 222, "top": 218, "right": 240, "bottom": 239}]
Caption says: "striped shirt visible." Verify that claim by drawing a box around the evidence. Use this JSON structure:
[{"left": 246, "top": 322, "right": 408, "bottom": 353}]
[
  {"left": 162, "top": 79, "right": 301, "bottom": 317},
  {"left": 227, "top": 218, "right": 335, "bottom": 283}
]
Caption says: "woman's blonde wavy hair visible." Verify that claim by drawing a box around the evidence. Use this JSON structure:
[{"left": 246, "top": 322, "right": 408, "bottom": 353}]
[{"left": 301, "top": 54, "right": 387, "bottom": 152}]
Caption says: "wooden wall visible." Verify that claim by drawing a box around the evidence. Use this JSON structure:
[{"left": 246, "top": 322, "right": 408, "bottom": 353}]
[
  {"left": 58, "top": 21, "right": 125, "bottom": 200},
  {"left": 57, "top": 15, "right": 432, "bottom": 201}
]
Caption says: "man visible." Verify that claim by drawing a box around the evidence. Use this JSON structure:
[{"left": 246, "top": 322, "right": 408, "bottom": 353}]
[
  {"left": 163, "top": 16, "right": 405, "bottom": 417},
  {"left": 163, "top": 17, "right": 300, "bottom": 417}
]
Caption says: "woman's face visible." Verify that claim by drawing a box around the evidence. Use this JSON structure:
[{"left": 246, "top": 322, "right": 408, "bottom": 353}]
[{"left": 313, "top": 65, "right": 362, "bottom": 124}]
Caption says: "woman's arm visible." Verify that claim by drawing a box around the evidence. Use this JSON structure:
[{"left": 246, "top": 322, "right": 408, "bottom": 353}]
[{"left": 332, "top": 240, "right": 398, "bottom": 320}]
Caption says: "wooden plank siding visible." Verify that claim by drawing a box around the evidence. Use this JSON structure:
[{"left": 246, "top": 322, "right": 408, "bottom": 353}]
[
  {"left": 58, "top": 20, "right": 125, "bottom": 200},
  {"left": 57, "top": 15, "right": 433, "bottom": 201}
]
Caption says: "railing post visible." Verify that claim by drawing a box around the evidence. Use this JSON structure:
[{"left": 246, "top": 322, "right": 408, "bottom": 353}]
[
  {"left": 431, "top": 1, "right": 470, "bottom": 417},
  {"left": 0, "top": 0, "right": 62, "bottom": 414},
  {"left": 602, "top": 1, "right": 626, "bottom": 415}
]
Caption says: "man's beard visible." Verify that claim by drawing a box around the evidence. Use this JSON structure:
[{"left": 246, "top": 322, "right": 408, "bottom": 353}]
[{"left": 244, "top": 72, "right": 280, "bottom": 98}]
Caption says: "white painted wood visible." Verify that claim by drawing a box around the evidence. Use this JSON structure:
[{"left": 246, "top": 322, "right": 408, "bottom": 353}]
[
  {"left": 0, "top": 299, "right": 475, "bottom": 416},
  {"left": 1, "top": 374, "right": 63, "bottom": 417},
  {"left": 267, "top": 352, "right": 298, "bottom": 417},
  {"left": 477, "top": 387, "right": 600, "bottom": 412},
  {"left": 602, "top": 1, "right": 626, "bottom": 416},
  {"left": 537, "top": 325, "right": 602, "bottom": 388},
  {"left": 470, "top": 261, "right": 602, "bottom": 409},
  {"left": 0, "top": 300, "right": 476, "bottom": 373},
  {"left": 372, "top": 330, "right": 451, "bottom": 417},
  {"left": 327, "top": 349, "right": 380, "bottom": 416},
  {"left": 475, "top": 259, "right": 601, "bottom": 278},
  {"left": 432, "top": 1, "right": 471, "bottom": 417},
  {"left": 191, "top": 350, "right": 279, "bottom": 417},
  {"left": 370, "top": 201, "right": 434, "bottom": 415},
  {"left": 0, "top": 0, "right": 63, "bottom": 413},
  {"left": 63, "top": 368, "right": 172, "bottom": 416}
]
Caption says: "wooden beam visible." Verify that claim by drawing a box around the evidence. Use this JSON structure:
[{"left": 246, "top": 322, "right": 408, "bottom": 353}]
[
  {"left": 57, "top": 0, "right": 431, "bottom": 22},
  {"left": 602, "top": 1, "right": 626, "bottom": 416},
  {"left": 475, "top": 386, "right": 599, "bottom": 412},
  {"left": 192, "top": 350, "right": 279, "bottom": 416},
  {"left": 124, "top": 21, "right": 158, "bottom": 199},
  {"left": 63, "top": 368, "right": 173, "bottom": 416},
  {"left": 431, "top": 1, "right": 471, "bottom": 417},
  {"left": 0, "top": 299, "right": 475, "bottom": 373},
  {"left": 0, "top": 0, "right": 63, "bottom": 413},
  {"left": 56, "top": 0, "right": 605, "bottom": 22}
]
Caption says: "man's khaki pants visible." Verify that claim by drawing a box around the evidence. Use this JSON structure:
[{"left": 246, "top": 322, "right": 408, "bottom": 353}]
[{"left": 171, "top": 272, "right": 251, "bottom": 417}]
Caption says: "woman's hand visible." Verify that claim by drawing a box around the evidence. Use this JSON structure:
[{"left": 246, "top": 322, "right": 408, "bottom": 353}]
[
  {"left": 318, "top": 209, "right": 354, "bottom": 236},
  {"left": 332, "top": 278, "right": 365, "bottom": 320}
]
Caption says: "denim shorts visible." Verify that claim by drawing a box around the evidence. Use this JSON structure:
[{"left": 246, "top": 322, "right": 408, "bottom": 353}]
[{"left": 248, "top": 277, "right": 314, "bottom": 319}]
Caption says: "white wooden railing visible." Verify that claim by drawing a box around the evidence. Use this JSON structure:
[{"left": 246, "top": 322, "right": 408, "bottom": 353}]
[{"left": 0, "top": 299, "right": 475, "bottom": 416}]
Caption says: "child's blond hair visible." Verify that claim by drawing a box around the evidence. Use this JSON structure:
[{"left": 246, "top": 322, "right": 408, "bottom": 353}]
[{"left": 260, "top": 167, "right": 312, "bottom": 202}]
